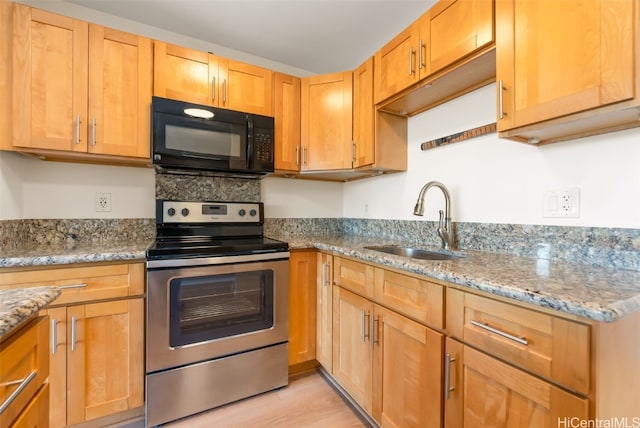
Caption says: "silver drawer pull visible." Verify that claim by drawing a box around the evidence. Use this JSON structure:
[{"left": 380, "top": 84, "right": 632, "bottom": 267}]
[
  {"left": 59, "top": 283, "right": 88, "bottom": 290},
  {"left": 0, "top": 370, "right": 37, "bottom": 414},
  {"left": 444, "top": 352, "right": 456, "bottom": 400},
  {"left": 470, "top": 320, "right": 529, "bottom": 346}
]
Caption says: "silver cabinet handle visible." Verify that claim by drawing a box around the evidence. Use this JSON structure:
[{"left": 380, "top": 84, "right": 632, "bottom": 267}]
[
  {"left": 351, "top": 141, "right": 356, "bottom": 164},
  {"left": 51, "top": 318, "right": 58, "bottom": 355},
  {"left": 71, "top": 316, "right": 78, "bottom": 351},
  {"left": 302, "top": 146, "right": 307, "bottom": 166},
  {"left": 223, "top": 79, "right": 227, "bottom": 103},
  {"left": 444, "top": 352, "right": 456, "bottom": 400},
  {"left": 0, "top": 371, "right": 37, "bottom": 414},
  {"left": 498, "top": 80, "right": 506, "bottom": 120},
  {"left": 419, "top": 39, "right": 425, "bottom": 70},
  {"left": 58, "top": 283, "right": 87, "bottom": 290},
  {"left": 212, "top": 76, "right": 216, "bottom": 101},
  {"left": 324, "top": 263, "right": 331, "bottom": 287},
  {"left": 470, "top": 320, "right": 528, "bottom": 346},
  {"left": 408, "top": 46, "right": 415, "bottom": 75},
  {"left": 370, "top": 315, "right": 379, "bottom": 348},
  {"left": 90, "top": 118, "right": 96, "bottom": 145},
  {"left": 295, "top": 145, "right": 300, "bottom": 166},
  {"left": 75, "top": 115, "right": 81, "bottom": 144},
  {"left": 361, "top": 310, "right": 370, "bottom": 342}
]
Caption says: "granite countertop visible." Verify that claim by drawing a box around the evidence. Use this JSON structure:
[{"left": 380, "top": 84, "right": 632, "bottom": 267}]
[
  {"left": 0, "top": 287, "right": 61, "bottom": 339},
  {"left": 0, "top": 240, "right": 151, "bottom": 268},
  {"left": 2, "top": 234, "right": 640, "bottom": 323},
  {"left": 277, "top": 234, "right": 640, "bottom": 323}
]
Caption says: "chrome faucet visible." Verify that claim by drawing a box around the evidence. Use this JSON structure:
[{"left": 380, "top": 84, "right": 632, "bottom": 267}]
[{"left": 413, "top": 181, "right": 454, "bottom": 250}]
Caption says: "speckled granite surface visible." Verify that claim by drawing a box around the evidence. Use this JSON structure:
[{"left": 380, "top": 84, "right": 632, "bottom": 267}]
[
  {"left": 156, "top": 172, "right": 260, "bottom": 201},
  {"left": 276, "top": 234, "right": 640, "bottom": 323},
  {"left": 0, "top": 287, "right": 61, "bottom": 338},
  {"left": 0, "top": 240, "right": 150, "bottom": 268}
]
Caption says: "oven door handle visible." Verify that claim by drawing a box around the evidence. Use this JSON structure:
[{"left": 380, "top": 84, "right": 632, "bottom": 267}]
[{"left": 146, "top": 251, "right": 290, "bottom": 269}]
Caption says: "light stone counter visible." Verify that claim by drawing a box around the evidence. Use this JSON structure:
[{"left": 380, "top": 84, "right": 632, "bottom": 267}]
[
  {"left": 0, "top": 287, "right": 61, "bottom": 338},
  {"left": 279, "top": 234, "right": 640, "bottom": 323}
]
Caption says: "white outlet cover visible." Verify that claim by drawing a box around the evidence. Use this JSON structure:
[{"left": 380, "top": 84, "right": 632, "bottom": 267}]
[
  {"left": 95, "top": 192, "right": 112, "bottom": 212},
  {"left": 543, "top": 188, "right": 580, "bottom": 218}
]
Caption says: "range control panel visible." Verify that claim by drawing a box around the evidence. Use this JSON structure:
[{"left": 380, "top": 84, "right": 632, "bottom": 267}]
[{"left": 159, "top": 201, "right": 262, "bottom": 224}]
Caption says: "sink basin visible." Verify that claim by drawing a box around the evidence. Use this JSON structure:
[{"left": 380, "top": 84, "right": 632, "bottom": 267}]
[{"left": 364, "top": 245, "right": 466, "bottom": 261}]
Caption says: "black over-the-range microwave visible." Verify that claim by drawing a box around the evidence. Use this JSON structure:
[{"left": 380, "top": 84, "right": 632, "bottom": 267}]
[{"left": 151, "top": 96, "right": 275, "bottom": 177}]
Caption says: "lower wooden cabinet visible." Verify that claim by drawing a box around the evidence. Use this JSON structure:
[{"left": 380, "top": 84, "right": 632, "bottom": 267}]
[
  {"left": 288, "top": 250, "right": 317, "bottom": 368},
  {"left": 0, "top": 316, "right": 49, "bottom": 428},
  {"left": 316, "top": 252, "right": 333, "bottom": 372},
  {"left": 444, "top": 338, "right": 588, "bottom": 427},
  {"left": 1, "top": 261, "right": 145, "bottom": 427},
  {"left": 333, "top": 286, "right": 443, "bottom": 427},
  {"left": 43, "top": 298, "right": 144, "bottom": 427}
]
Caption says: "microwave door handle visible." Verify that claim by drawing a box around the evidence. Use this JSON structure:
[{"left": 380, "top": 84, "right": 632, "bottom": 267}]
[
  {"left": 246, "top": 119, "right": 254, "bottom": 169},
  {"left": 181, "top": 153, "right": 224, "bottom": 161}
]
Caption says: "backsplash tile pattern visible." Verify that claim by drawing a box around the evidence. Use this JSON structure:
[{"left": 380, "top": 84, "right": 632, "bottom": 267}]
[
  {"left": 268, "top": 218, "right": 640, "bottom": 272},
  {"left": 0, "top": 218, "right": 154, "bottom": 250},
  {"left": 155, "top": 173, "right": 260, "bottom": 201}
]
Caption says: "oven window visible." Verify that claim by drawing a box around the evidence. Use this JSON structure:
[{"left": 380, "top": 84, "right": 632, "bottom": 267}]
[{"left": 169, "top": 270, "right": 274, "bottom": 347}]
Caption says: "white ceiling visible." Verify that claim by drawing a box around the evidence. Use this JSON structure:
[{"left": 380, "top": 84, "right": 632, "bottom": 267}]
[{"left": 64, "top": 0, "right": 436, "bottom": 74}]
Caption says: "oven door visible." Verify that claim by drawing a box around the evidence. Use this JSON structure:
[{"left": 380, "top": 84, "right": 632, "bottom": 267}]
[{"left": 146, "top": 253, "right": 289, "bottom": 373}]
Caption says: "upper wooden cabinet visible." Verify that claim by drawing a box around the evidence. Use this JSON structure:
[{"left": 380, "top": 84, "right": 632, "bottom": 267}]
[
  {"left": 496, "top": 0, "right": 640, "bottom": 144},
  {"left": 374, "top": 0, "right": 495, "bottom": 108},
  {"left": 353, "top": 57, "right": 375, "bottom": 169},
  {"left": 9, "top": 4, "right": 151, "bottom": 162},
  {"left": 426, "top": 0, "right": 494, "bottom": 75},
  {"left": 273, "top": 72, "right": 301, "bottom": 173},
  {"left": 154, "top": 41, "right": 273, "bottom": 116},
  {"left": 301, "top": 71, "right": 353, "bottom": 171},
  {"left": 373, "top": 23, "right": 423, "bottom": 105}
]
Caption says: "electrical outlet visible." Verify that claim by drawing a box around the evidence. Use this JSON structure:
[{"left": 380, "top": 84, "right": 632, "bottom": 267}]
[
  {"left": 95, "top": 192, "right": 112, "bottom": 212},
  {"left": 543, "top": 188, "right": 580, "bottom": 218}
]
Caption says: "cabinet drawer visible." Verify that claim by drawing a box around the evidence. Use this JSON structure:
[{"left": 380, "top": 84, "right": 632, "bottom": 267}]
[
  {"left": 374, "top": 268, "right": 443, "bottom": 329},
  {"left": 0, "top": 316, "right": 49, "bottom": 428},
  {"left": 0, "top": 262, "right": 145, "bottom": 305},
  {"left": 447, "top": 288, "right": 590, "bottom": 395},
  {"left": 9, "top": 383, "right": 49, "bottom": 428},
  {"left": 333, "top": 257, "right": 375, "bottom": 299}
]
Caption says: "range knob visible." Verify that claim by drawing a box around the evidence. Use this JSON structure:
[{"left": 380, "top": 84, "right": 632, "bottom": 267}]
[
  {"left": 167, "top": 208, "right": 176, "bottom": 216},
  {"left": 249, "top": 209, "right": 257, "bottom": 217},
  {"left": 238, "top": 209, "right": 246, "bottom": 217},
  {"left": 181, "top": 208, "right": 190, "bottom": 216}
]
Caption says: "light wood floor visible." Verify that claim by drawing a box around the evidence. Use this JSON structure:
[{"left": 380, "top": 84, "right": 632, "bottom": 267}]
[{"left": 117, "top": 370, "right": 369, "bottom": 427}]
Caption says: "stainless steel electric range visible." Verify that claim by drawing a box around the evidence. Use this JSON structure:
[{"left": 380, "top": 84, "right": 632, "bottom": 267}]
[{"left": 145, "top": 200, "right": 289, "bottom": 427}]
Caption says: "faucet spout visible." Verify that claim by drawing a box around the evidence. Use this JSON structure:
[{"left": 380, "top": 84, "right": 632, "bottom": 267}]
[{"left": 413, "top": 181, "right": 453, "bottom": 250}]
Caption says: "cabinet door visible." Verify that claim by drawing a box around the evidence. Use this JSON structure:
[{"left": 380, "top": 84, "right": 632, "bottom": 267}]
[
  {"left": 374, "top": 23, "right": 420, "bottom": 104},
  {"left": 301, "top": 72, "right": 353, "bottom": 171},
  {"left": 373, "top": 305, "right": 443, "bottom": 428},
  {"left": 42, "top": 307, "right": 67, "bottom": 428},
  {"left": 496, "top": 0, "right": 634, "bottom": 131},
  {"left": 445, "top": 341, "right": 589, "bottom": 428},
  {"left": 222, "top": 59, "right": 273, "bottom": 116},
  {"left": 153, "top": 41, "right": 215, "bottom": 106},
  {"left": 353, "top": 57, "right": 375, "bottom": 169},
  {"left": 87, "top": 26, "right": 151, "bottom": 158},
  {"left": 12, "top": 4, "right": 88, "bottom": 151},
  {"left": 288, "top": 250, "right": 317, "bottom": 366},
  {"left": 316, "top": 253, "right": 333, "bottom": 371},
  {"left": 273, "top": 72, "right": 301, "bottom": 172},
  {"left": 426, "top": 0, "right": 494, "bottom": 75},
  {"left": 332, "top": 287, "right": 374, "bottom": 413},
  {"left": 66, "top": 299, "right": 144, "bottom": 425}
]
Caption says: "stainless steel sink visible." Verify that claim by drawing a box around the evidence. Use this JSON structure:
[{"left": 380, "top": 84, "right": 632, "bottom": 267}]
[{"left": 364, "top": 245, "right": 466, "bottom": 261}]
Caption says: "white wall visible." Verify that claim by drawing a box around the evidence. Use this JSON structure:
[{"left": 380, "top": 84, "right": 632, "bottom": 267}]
[
  {"left": 343, "top": 84, "right": 640, "bottom": 229},
  {"left": 261, "top": 177, "right": 342, "bottom": 218},
  {"left": 0, "top": 151, "right": 156, "bottom": 219}
]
